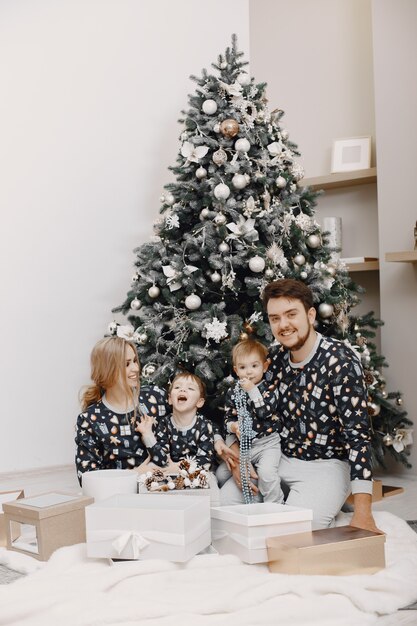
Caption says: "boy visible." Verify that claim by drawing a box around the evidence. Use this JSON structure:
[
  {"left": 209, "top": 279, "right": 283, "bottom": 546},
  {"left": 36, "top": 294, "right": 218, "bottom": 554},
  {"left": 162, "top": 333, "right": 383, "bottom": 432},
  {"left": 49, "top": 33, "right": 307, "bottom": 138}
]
[{"left": 218, "top": 338, "right": 283, "bottom": 503}]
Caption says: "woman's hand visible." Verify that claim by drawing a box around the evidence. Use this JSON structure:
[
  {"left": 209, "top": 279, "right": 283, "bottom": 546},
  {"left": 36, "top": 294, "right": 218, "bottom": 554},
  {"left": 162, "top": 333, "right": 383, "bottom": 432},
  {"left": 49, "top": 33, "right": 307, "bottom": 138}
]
[
  {"left": 215, "top": 439, "right": 240, "bottom": 471},
  {"left": 231, "top": 461, "right": 259, "bottom": 494}
]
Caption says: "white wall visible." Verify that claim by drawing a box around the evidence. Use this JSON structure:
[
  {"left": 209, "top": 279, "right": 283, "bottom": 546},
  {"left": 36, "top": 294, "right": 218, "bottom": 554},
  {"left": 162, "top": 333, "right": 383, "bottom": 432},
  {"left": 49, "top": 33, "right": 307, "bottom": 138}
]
[
  {"left": 372, "top": 0, "right": 417, "bottom": 475},
  {"left": 0, "top": 0, "right": 249, "bottom": 472}
]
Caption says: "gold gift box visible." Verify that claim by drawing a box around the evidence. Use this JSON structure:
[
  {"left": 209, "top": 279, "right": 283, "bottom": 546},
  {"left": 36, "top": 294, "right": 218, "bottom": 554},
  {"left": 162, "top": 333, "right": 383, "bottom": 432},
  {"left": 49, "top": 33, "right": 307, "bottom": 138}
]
[{"left": 267, "top": 525, "right": 386, "bottom": 576}]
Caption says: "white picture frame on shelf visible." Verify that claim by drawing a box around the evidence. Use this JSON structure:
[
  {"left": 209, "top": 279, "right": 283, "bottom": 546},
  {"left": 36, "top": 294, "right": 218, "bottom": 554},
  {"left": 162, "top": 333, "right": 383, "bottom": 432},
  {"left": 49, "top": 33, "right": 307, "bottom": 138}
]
[{"left": 331, "top": 136, "right": 371, "bottom": 173}]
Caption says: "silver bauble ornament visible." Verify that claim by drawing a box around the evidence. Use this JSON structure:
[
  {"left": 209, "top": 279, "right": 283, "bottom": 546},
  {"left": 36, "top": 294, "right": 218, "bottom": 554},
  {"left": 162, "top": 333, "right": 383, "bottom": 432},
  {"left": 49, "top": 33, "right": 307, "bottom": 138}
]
[
  {"left": 200, "top": 208, "right": 210, "bottom": 220},
  {"left": 108, "top": 321, "right": 118, "bottom": 335},
  {"left": 300, "top": 271, "right": 308, "bottom": 279},
  {"left": 142, "top": 363, "right": 156, "bottom": 378},
  {"left": 249, "top": 256, "right": 265, "bottom": 272},
  {"left": 212, "top": 148, "right": 228, "bottom": 166},
  {"left": 383, "top": 433, "right": 394, "bottom": 446},
  {"left": 219, "top": 60, "right": 227, "bottom": 69},
  {"left": 211, "top": 271, "right": 221, "bottom": 283},
  {"left": 368, "top": 401, "right": 381, "bottom": 416},
  {"left": 213, "top": 123, "right": 221, "bottom": 133},
  {"left": 237, "top": 72, "right": 251, "bottom": 86},
  {"left": 276, "top": 176, "right": 287, "bottom": 188},
  {"left": 265, "top": 268, "right": 274, "bottom": 279},
  {"left": 232, "top": 173, "right": 248, "bottom": 190},
  {"left": 218, "top": 241, "right": 229, "bottom": 253},
  {"left": 130, "top": 297, "right": 141, "bottom": 310},
  {"left": 234, "top": 138, "right": 251, "bottom": 153},
  {"left": 164, "top": 192, "right": 175, "bottom": 206},
  {"left": 293, "top": 254, "right": 306, "bottom": 266},
  {"left": 318, "top": 303, "right": 334, "bottom": 319},
  {"left": 137, "top": 332, "right": 148, "bottom": 345},
  {"left": 214, "top": 183, "right": 230, "bottom": 200},
  {"left": 202, "top": 99, "right": 217, "bottom": 115},
  {"left": 220, "top": 118, "right": 239, "bottom": 138},
  {"left": 306, "top": 234, "right": 322, "bottom": 249},
  {"left": 196, "top": 167, "right": 207, "bottom": 179},
  {"left": 281, "top": 129, "right": 289, "bottom": 140},
  {"left": 185, "top": 294, "right": 201, "bottom": 310},
  {"left": 214, "top": 213, "right": 227, "bottom": 226},
  {"left": 327, "top": 265, "right": 337, "bottom": 277},
  {"left": 148, "top": 285, "right": 160, "bottom": 298}
]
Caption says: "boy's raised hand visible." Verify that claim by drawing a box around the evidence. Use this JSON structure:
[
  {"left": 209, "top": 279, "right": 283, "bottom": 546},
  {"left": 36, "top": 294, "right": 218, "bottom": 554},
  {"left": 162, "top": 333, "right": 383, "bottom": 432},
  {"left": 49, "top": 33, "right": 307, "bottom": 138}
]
[
  {"left": 136, "top": 414, "right": 155, "bottom": 437},
  {"left": 239, "top": 377, "right": 255, "bottom": 392}
]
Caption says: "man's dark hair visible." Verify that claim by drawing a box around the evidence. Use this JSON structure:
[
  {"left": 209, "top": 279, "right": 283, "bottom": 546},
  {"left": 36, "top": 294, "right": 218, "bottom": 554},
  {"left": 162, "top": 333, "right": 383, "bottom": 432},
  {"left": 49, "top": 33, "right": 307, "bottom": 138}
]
[{"left": 262, "top": 279, "right": 314, "bottom": 313}]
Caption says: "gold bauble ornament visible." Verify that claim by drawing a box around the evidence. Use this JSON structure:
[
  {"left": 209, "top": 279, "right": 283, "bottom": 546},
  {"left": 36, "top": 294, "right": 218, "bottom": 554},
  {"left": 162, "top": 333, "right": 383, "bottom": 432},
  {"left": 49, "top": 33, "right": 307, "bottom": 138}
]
[{"left": 220, "top": 118, "right": 239, "bottom": 138}]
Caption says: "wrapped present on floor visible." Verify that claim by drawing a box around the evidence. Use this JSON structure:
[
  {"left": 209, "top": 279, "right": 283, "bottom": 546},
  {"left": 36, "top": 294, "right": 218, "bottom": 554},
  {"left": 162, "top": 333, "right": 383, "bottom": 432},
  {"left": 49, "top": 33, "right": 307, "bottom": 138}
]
[
  {"left": 0, "top": 489, "right": 25, "bottom": 547},
  {"left": 211, "top": 502, "right": 313, "bottom": 564},
  {"left": 267, "top": 525, "right": 386, "bottom": 575},
  {"left": 2, "top": 492, "right": 93, "bottom": 561},
  {"left": 85, "top": 493, "right": 211, "bottom": 562}
]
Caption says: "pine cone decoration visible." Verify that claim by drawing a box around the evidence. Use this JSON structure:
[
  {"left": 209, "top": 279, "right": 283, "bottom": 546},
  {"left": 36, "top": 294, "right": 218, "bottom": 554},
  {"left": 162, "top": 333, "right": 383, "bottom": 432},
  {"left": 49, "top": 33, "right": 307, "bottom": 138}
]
[
  {"left": 364, "top": 370, "right": 375, "bottom": 385},
  {"left": 198, "top": 473, "right": 208, "bottom": 488},
  {"left": 152, "top": 469, "right": 165, "bottom": 482},
  {"left": 174, "top": 475, "right": 185, "bottom": 490},
  {"left": 145, "top": 476, "right": 154, "bottom": 491},
  {"left": 178, "top": 459, "right": 190, "bottom": 472},
  {"left": 188, "top": 471, "right": 200, "bottom": 481}
]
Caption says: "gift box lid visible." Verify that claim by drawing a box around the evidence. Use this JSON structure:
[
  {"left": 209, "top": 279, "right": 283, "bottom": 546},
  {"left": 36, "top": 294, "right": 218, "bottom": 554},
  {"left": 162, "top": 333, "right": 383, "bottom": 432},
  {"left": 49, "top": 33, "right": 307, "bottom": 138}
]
[
  {"left": 2, "top": 492, "right": 93, "bottom": 520},
  {"left": 211, "top": 503, "right": 313, "bottom": 526},
  {"left": 90, "top": 493, "right": 208, "bottom": 511},
  {"left": 267, "top": 525, "right": 386, "bottom": 553}
]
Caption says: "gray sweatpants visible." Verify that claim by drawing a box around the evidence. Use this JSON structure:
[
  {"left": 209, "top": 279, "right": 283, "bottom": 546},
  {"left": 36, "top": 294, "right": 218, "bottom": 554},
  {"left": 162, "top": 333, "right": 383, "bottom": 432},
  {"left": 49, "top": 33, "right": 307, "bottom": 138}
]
[
  {"left": 219, "top": 453, "right": 351, "bottom": 529},
  {"left": 217, "top": 432, "right": 284, "bottom": 503}
]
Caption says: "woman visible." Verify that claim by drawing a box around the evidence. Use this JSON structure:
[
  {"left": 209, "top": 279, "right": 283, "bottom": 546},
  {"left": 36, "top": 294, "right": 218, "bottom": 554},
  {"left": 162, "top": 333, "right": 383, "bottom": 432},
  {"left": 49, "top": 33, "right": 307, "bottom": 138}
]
[{"left": 75, "top": 333, "right": 168, "bottom": 484}]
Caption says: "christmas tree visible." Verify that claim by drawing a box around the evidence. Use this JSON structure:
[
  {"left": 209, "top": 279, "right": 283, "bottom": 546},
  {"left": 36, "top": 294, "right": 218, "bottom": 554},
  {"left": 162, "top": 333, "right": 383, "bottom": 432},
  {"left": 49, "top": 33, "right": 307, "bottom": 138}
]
[{"left": 113, "top": 36, "right": 412, "bottom": 470}]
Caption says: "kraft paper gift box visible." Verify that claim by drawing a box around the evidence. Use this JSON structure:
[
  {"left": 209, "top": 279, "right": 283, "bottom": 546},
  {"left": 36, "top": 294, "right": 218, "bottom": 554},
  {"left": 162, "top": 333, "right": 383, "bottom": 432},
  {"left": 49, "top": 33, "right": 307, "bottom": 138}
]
[
  {"left": 85, "top": 493, "right": 211, "bottom": 562},
  {"left": 267, "top": 525, "right": 386, "bottom": 575},
  {"left": 211, "top": 503, "right": 313, "bottom": 564},
  {"left": 0, "top": 489, "right": 24, "bottom": 547},
  {"left": 3, "top": 492, "right": 94, "bottom": 561}
]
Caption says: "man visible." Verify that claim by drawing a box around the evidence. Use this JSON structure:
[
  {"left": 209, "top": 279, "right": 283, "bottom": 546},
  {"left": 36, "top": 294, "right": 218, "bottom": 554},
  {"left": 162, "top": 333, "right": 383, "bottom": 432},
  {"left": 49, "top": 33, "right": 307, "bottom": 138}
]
[{"left": 220, "top": 278, "right": 378, "bottom": 532}]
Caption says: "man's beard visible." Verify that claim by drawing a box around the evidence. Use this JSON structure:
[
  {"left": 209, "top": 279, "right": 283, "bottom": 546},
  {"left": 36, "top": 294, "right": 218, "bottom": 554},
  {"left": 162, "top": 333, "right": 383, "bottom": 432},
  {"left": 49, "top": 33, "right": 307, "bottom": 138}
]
[{"left": 289, "top": 325, "right": 313, "bottom": 353}]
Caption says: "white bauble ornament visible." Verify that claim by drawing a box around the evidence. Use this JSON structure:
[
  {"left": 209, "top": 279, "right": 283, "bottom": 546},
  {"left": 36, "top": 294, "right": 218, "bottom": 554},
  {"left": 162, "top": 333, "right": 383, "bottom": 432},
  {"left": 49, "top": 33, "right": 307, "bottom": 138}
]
[
  {"left": 293, "top": 254, "right": 306, "bottom": 266},
  {"left": 219, "top": 60, "right": 227, "bottom": 69},
  {"left": 318, "top": 303, "right": 334, "bottom": 319},
  {"left": 265, "top": 268, "right": 274, "bottom": 279},
  {"left": 232, "top": 174, "right": 248, "bottom": 190},
  {"left": 164, "top": 192, "right": 175, "bottom": 206},
  {"left": 237, "top": 72, "right": 251, "bottom": 86},
  {"left": 235, "top": 138, "right": 251, "bottom": 153},
  {"left": 327, "top": 265, "right": 337, "bottom": 277},
  {"left": 130, "top": 297, "right": 141, "bottom": 310},
  {"left": 196, "top": 167, "right": 207, "bottom": 179},
  {"left": 300, "top": 271, "right": 308, "bottom": 279},
  {"left": 214, "top": 213, "right": 227, "bottom": 226},
  {"left": 108, "top": 321, "right": 118, "bottom": 335},
  {"left": 185, "top": 294, "right": 201, "bottom": 310},
  {"left": 249, "top": 256, "right": 265, "bottom": 272},
  {"left": 211, "top": 271, "right": 221, "bottom": 283},
  {"left": 142, "top": 363, "right": 156, "bottom": 377},
  {"left": 306, "top": 234, "right": 321, "bottom": 249},
  {"left": 202, "top": 99, "right": 217, "bottom": 115},
  {"left": 148, "top": 285, "right": 160, "bottom": 298},
  {"left": 218, "top": 241, "right": 229, "bottom": 253},
  {"left": 200, "top": 207, "right": 210, "bottom": 220},
  {"left": 137, "top": 332, "right": 148, "bottom": 345},
  {"left": 213, "top": 123, "right": 221, "bottom": 133},
  {"left": 212, "top": 148, "right": 228, "bottom": 166},
  {"left": 383, "top": 433, "right": 394, "bottom": 446},
  {"left": 159, "top": 195, "right": 165, "bottom": 203},
  {"left": 276, "top": 176, "right": 287, "bottom": 189},
  {"left": 281, "top": 129, "right": 289, "bottom": 140},
  {"left": 214, "top": 183, "right": 230, "bottom": 200}
]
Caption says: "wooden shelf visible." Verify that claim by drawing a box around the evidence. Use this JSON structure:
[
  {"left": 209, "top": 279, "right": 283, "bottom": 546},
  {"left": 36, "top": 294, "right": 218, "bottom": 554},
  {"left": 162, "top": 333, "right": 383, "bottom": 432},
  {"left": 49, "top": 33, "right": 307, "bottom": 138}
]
[
  {"left": 301, "top": 167, "right": 377, "bottom": 191},
  {"left": 385, "top": 250, "right": 417, "bottom": 263},
  {"left": 346, "top": 260, "right": 380, "bottom": 272}
]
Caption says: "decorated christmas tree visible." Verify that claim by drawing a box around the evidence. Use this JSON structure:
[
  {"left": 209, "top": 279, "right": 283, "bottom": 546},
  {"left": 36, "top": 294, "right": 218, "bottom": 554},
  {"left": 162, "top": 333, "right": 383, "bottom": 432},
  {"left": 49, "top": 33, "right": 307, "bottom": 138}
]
[{"left": 113, "top": 36, "right": 412, "bottom": 470}]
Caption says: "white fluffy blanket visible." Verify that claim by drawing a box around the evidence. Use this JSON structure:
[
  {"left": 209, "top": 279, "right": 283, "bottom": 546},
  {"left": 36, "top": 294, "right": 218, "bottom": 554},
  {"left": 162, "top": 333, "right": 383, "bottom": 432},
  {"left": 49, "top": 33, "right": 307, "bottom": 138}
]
[{"left": 0, "top": 512, "right": 416, "bottom": 626}]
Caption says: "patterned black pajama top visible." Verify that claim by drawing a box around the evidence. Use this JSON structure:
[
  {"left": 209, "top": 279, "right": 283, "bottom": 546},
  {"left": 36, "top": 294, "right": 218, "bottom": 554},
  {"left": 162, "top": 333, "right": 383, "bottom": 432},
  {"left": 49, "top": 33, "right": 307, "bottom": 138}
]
[
  {"left": 223, "top": 380, "right": 281, "bottom": 439},
  {"left": 75, "top": 385, "right": 169, "bottom": 484},
  {"left": 154, "top": 413, "right": 215, "bottom": 471},
  {"left": 267, "top": 334, "right": 373, "bottom": 487}
]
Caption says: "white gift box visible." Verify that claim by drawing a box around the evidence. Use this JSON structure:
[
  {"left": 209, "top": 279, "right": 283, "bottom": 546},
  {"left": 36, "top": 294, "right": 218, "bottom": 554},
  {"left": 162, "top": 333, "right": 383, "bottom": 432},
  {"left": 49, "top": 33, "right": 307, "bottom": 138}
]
[
  {"left": 211, "top": 503, "right": 313, "bottom": 564},
  {"left": 85, "top": 493, "right": 211, "bottom": 562},
  {"left": 82, "top": 469, "right": 138, "bottom": 501}
]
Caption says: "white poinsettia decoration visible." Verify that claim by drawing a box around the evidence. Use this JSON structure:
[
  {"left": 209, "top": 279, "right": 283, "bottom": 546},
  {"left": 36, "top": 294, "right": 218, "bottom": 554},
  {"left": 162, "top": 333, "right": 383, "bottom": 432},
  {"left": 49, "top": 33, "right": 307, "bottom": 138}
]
[
  {"left": 294, "top": 212, "right": 315, "bottom": 233},
  {"left": 180, "top": 141, "right": 209, "bottom": 164},
  {"left": 165, "top": 213, "right": 180, "bottom": 229},
  {"left": 116, "top": 325, "right": 135, "bottom": 340},
  {"left": 204, "top": 317, "right": 228, "bottom": 343},
  {"left": 267, "top": 141, "right": 285, "bottom": 156},
  {"left": 226, "top": 216, "right": 259, "bottom": 242},
  {"left": 162, "top": 265, "right": 182, "bottom": 292},
  {"left": 393, "top": 428, "right": 413, "bottom": 453},
  {"left": 218, "top": 80, "right": 243, "bottom": 97}
]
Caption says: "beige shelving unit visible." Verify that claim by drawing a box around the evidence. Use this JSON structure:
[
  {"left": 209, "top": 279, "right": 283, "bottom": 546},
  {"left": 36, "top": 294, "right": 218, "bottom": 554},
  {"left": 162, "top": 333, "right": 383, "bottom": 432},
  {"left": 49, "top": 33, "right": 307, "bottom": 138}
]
[
  {"left": 385, "top": 250, "right": 417, "bottom": 263},
  {"left": 347, "top": 260, "right": 380, "bottom": 272},
  {"left": 302, "top": 167, "right": 377, "bottom": 191}
]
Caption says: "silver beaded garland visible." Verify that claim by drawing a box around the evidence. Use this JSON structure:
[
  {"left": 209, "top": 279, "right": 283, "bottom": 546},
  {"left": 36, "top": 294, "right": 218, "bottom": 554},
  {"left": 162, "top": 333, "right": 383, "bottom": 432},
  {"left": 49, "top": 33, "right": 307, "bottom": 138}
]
[{"left": 233, "top": 383, "right": 255, "bottom": 505}]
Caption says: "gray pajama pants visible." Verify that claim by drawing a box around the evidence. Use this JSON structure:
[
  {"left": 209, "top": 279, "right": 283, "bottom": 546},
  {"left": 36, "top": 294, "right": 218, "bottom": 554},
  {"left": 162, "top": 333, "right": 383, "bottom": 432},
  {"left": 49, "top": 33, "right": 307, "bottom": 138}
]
[
  {"left": 216, "top": 432, "right": 284, "bottom": 504},
  {"left": 219, "top": 453, "right": 351, "bottom": 529}
]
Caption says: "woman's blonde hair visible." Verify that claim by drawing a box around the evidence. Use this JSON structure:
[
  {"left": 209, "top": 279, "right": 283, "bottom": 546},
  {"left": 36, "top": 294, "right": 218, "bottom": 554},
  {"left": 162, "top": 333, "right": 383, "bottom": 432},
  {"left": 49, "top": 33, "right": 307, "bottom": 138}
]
[{"left": 80, "top": 336, "right": 141, "bottom": 411}]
